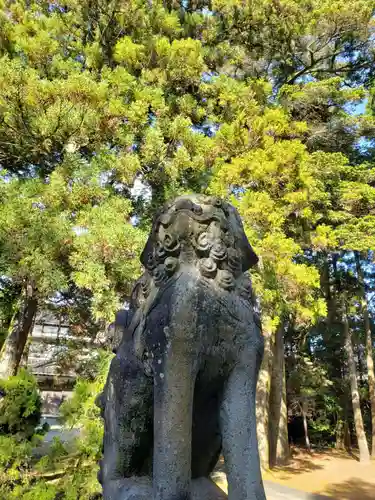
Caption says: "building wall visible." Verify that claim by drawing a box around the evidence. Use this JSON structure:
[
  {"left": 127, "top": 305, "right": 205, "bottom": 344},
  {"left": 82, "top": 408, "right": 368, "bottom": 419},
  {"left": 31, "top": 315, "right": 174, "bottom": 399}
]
[
  {"left": 26, "top": 311, "right": 78, "bottom": 419},
  {"left": 26, "top": 310, "right": 108, "bottom": 422}
]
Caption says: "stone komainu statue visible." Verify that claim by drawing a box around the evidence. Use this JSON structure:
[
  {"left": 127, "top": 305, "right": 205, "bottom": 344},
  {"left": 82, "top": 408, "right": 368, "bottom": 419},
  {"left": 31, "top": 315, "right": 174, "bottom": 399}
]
[{"left": 97, "top": 195, "right": 266, "bottom": 500}]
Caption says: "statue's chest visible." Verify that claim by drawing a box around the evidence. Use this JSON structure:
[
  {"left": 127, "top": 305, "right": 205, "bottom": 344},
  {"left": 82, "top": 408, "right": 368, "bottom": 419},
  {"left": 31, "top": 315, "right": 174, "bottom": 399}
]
[{"left": 143, "top": 280, "right": 256, "bottom": 369}]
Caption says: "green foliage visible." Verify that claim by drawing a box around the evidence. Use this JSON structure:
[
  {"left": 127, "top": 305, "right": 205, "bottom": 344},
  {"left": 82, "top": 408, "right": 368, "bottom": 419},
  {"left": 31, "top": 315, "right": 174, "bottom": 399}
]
[
  {"left": 0, "top": 0, "right": 374, "bottom": 477},
  {"left": 0, "top": 351, "right": 111, "bottom": 499},
  {"left": 288, "top": 355, "right": 332, "bottom": 401},
  {"left": 0, "top": 375, "right": 50, "bottom": 500},
  {"left": 0, "top": 0, "right": 373, "bottom": 330},
  {"left": 0, "top": 434, "right": 40, "bottom": 499},
  {"left": 50, "top": 349, "right": 112, "bottom": 499},
  {"left": 0, "top": 369, "right": 41, "bottom": 438}
]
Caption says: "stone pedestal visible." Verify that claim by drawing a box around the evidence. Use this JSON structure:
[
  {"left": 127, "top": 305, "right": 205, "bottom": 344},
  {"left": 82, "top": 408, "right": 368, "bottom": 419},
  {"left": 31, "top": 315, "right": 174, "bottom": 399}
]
[{"left": 103, "top": 477, "right": 227, "bottom": 500}]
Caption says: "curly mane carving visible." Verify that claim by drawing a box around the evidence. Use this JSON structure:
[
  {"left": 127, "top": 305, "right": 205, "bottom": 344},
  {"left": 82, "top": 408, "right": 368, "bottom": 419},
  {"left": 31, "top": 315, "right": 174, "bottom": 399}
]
[{"left": 140, "top": 194, "right": 257, "bottom": 293}]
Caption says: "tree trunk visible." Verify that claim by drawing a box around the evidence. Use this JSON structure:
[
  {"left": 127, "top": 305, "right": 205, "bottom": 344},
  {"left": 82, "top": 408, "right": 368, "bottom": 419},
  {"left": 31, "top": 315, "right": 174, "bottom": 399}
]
[
  {"left": 20, "top": 335, "right": 32, "bottom": 368},
  {"left": 336, "top": 390, "right": 353, "bottom": 451},
  {"left": 355, "top": 251, "right": 375, "bottom": 458},
  {"left": 336, "top": 418, "right": 345, "bottom": 450},
  {"left": 321, "top": 253, "right": 336, "bottom": 326},
  {"left": 343, "top": 308, "right": 370, "bottom": 463},
  {"left": 256, "top": 328, "right": 272, "bottom": 470},
  {"left": 344, "top": 418, "right": 352, "bottom": 451},
  {"left": 0, "top": 286, "right": 21, "bottom": 352},
  {"left": 269, "top": 322, "right": 289, "bottom": 466},
  {"left": 301, "top": 400, "right": 311, "bottom": 451},
  {"left": 0, "top": 314, "right": 12, "bottom": 351},
  {"left": 0, "top": 285, "right": 37, "bottom": 379}
]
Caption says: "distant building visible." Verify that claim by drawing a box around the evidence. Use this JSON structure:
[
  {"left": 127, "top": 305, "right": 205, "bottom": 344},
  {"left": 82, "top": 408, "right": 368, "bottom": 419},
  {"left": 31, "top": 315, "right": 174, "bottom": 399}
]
[{"left": 25, "top": 310, "right": 96, "bottom": 426}]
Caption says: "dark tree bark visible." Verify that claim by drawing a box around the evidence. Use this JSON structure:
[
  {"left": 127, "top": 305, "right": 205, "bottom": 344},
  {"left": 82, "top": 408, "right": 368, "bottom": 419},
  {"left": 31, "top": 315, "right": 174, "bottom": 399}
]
[
  {"left": 336, "top": 419, "right": 345, "bottom": 450},
  {"left": 336, "top": 395, "right": 352, "bottom": 451},
  {"left": 0, "top": 284, "right": 37, "bottom": 379},
  {"left": 321, "top": 253, "right": 333, "bottom": 325}
]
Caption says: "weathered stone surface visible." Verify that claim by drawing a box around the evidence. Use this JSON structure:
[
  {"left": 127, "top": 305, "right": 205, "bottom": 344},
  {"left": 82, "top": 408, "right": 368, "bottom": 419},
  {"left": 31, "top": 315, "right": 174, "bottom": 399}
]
[{"left": 98, "top": 194, "right": 266, "bottom": 500}]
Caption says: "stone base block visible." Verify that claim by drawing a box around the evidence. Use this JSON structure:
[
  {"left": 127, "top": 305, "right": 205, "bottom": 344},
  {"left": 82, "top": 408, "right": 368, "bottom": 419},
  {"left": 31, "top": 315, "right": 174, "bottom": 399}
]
[{"left": 103, "top": 477, "right": 228, "bottom": 500}]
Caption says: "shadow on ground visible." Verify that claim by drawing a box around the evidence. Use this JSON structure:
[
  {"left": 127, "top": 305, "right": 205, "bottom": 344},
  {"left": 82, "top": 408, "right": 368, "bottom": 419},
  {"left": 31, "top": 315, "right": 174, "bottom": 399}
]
[
  {"left": 214, "top": 453, "right": 324, "bottom": 476},
  {"left": 269, "top": 457, "right": 324, "bottom": 478},
  {"left": 320, "top": 478, "right": 375, "bottom": 500}
]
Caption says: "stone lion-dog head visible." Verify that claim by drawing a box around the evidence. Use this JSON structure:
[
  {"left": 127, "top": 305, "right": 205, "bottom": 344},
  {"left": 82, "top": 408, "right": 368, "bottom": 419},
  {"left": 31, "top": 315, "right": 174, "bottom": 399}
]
[{"left": 137, "top": 194, "right": 258, "bottom": 298}]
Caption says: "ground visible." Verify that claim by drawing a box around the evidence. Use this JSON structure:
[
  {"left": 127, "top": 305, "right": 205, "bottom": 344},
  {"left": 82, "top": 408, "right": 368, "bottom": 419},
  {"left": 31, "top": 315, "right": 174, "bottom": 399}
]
[
  {"left": 212, "top": 448, "right": 375, "bottom": 500},
  {"left": 41, "top": 427, "right": 375, "bottom": 499}
]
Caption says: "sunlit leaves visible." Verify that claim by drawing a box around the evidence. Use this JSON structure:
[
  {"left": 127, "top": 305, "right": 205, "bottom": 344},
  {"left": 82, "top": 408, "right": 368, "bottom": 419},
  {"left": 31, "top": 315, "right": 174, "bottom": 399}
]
[
  {"left": 0, "top": 177, "right": 71, "bottom": 295},
  {"left": 114, "top": 37, "right": 145, "bottom": 70},
  {"left": 70, "top": 197, "right": 146, "bottom": 320},
  {"left": 0, "top": 0, "right": 374, "bottom": 335}
]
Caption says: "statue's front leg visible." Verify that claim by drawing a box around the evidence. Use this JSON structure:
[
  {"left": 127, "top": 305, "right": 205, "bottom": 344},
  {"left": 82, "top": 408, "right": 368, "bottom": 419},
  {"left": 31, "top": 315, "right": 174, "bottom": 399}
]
[
  {"left": 147, "top": 279, "right": 199, "bottom": 500},
  {"left": 220, "top": 334, "right": 266, "bottom": 500},
  {"left": 152, "top": 329, "right": 197, "bottom": 500}
]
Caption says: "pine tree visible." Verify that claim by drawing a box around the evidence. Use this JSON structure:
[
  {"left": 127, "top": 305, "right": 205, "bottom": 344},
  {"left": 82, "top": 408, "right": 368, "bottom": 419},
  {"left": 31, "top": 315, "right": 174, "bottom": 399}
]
[{"left": 0, "top": 0, "right": 375, "bottom": 474}]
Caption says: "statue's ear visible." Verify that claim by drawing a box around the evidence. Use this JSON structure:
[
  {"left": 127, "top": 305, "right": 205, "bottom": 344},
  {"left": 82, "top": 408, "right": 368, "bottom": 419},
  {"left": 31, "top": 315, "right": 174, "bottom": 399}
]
[
  {"left": 140, "top": 214, "right": 162, "bottom": 269},
  {"left": 241, "top": 239, "right": 258, "bottom": 271},
  {"left": 140, "top": 204, "right": 168, "bottom": 268},
  {"left": 225, "top": 203, "right": 258, "bottom": 271},
  {"left": 140, "top": 232, "right": 154, "bottom": 268}
]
